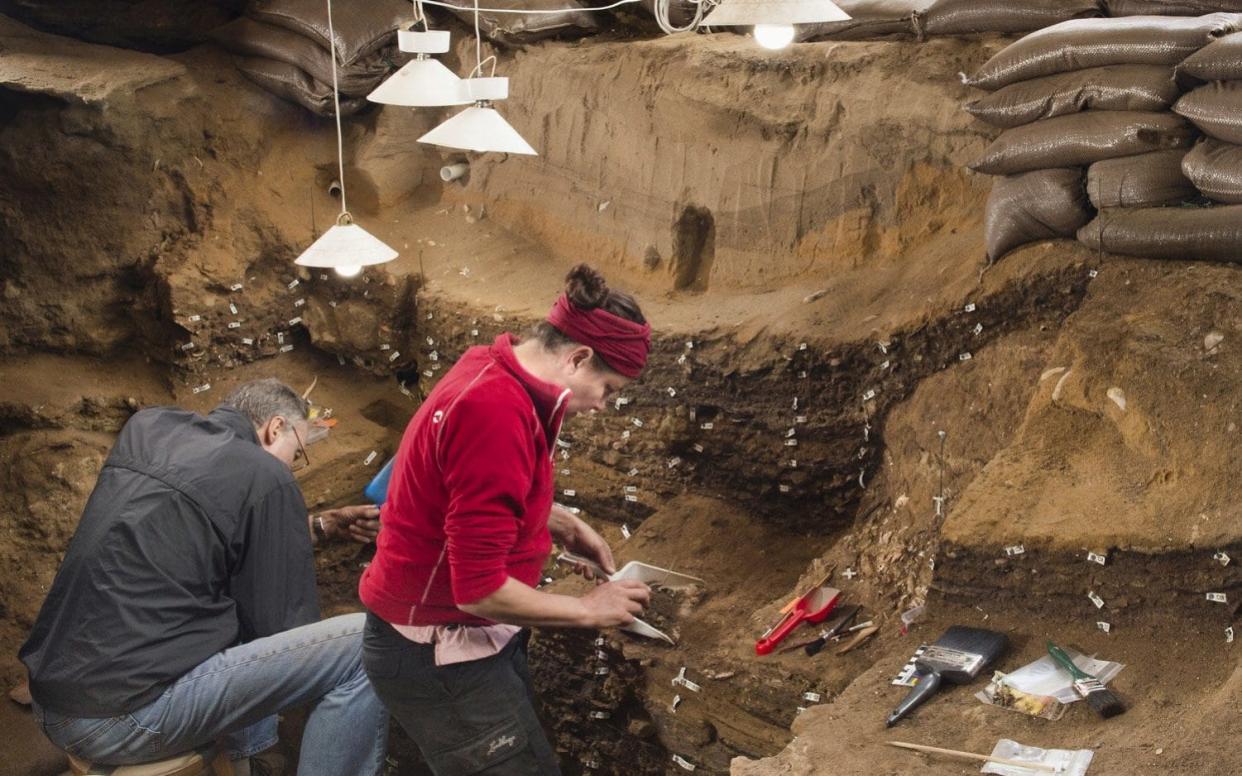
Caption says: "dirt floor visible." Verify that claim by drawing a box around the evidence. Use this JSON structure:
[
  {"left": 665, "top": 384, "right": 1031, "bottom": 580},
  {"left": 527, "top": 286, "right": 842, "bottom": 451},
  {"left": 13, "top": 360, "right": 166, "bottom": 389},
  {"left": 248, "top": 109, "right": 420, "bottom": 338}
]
[{"left": 3, "top": 9, "right": 1242, "bottom": 776}]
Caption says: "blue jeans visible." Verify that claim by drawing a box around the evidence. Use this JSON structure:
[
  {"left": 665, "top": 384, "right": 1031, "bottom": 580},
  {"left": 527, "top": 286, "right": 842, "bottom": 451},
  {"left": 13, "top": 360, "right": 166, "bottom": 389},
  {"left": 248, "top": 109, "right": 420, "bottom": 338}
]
[{"left": 33, "top": 614, "right": 388, "bottom": 776}]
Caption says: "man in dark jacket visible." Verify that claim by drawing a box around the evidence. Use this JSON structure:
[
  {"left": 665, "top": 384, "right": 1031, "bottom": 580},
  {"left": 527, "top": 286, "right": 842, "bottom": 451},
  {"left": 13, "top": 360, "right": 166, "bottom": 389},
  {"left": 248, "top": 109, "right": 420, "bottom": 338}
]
[{"left": 20, "top": 378, "right": 387, "bottom": 776}]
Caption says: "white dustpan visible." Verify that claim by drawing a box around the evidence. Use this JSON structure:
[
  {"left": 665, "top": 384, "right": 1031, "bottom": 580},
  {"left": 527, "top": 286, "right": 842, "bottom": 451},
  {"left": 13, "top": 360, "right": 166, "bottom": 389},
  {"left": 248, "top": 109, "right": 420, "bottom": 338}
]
[{"left": 556, "top": 552, "right": 705, "bottom": 645}]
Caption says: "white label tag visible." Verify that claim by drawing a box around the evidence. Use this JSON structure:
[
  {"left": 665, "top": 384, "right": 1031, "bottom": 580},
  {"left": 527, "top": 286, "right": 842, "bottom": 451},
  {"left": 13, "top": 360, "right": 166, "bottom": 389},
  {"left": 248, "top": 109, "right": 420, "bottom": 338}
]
[
  {"left": 802, "top": 691, "right": 821, "bottom": 703},
  {"left": 701, "top": 422, "right": 714, "bottom": 430},
  {"left": 667, "top": 457, "right": 681, "bottom": 468},
  {"left": 1215, "top": 551, "right": 1231, "bottom": 566},
  {"left": 1088, "top": 591, "right": 1105, "bottom": 609},
  {"left": 588, "top": 711, "right": 610, "bottom": 720},
  {"left": 594, "top": 666, "right": 609, "bottom": 676},
  {"left": 242, "top": 338, "right": 254, "bottom": 345},
  {"left": 964, "top": 302, "right": 976, "bottom": 312},
  {"left": 959, "top": 352, "right": 972, "bottom": 362},
  {"left": 1097, "top": 621, "right": 1111, "bottom": 634},
  {"left": 228, "top": 321, "right": 241, "bottom": 329},
  {"left": 389, "top": 351, "right": 401, "bottom": 362},
  {"left": 632, "top": 418, "right": 644, "bottom": 428},
  {"left": 621, "top": 525, "right": 631, "bottom": 539},
  {"left": 667, "top": 387, "right": 677, "bottom": 397},
  {"left": 692, "top": 444, "right": 704, "bottom": 453},
  {"left": 563, "top": 489, "right": 576, "bottom": 497},
  {"left": 181, "top": 342, "right": 195, "bottom": 351},
  {"left": 287, "top": 317, "right": 301, "bottom": 326},
  {"left": 1227, "top": 627, "right": 1235, "bottom": 644},
  {"left": 1207, "top": 592, "right": 1228, "bottom": 603},
  {"left": 795, "top": 415, "right": 807, "bottom": 424},
  {"left": 1004, "top": 545, "right": 1025, "bottom": 557},
  {"left": 294, "top": 298, "right": 305, "bottom": 307},
  {"left": 229, "top": 283, "right": 243, "bottom": 292},
  {"left": 863, "top": 390, "right": 876, "bottom": 402},
  {"left": 380, "top": 344, "right": 391, "bottom": 351},
  {"left": 672, "top": 755, "right": 696, "bottom": 772},
  {"left": 779, "top": 484, "right": 791, "bottom": 493},
  {"left": 228, "top": 303, "right": 238, "bottom": 315},
  {"left": 624, "top": 485, "right": 637, "bottom": 493},
  {"left": 625, "top": 495, "right": 639, "bottom": 503},
  {"left": 1087, "top": 552, "right": 1107, "bottom": 565},
  {"left": 288, "top": 279, "right": 299, "bottom": 289},
  {"left": 785, "top": 439, "right": 798, "bottom": 447},
  {"left": 973, "top": 323, "right": 983, "bottom": 336},
  {"left": 192, "top": 383, "right": 211, "bottom": 394},
  {"left": 279, "top": 344, "right": 294, "bottom": 353},
  {"left": 364, "top": 451, "right": 378, "bottom": 466},
  {"left": 1089, "top": 269, "right": 1099, "bottom": 278},
  {"left": 188, "top": 314, "right": 201, "bottom": 322}
]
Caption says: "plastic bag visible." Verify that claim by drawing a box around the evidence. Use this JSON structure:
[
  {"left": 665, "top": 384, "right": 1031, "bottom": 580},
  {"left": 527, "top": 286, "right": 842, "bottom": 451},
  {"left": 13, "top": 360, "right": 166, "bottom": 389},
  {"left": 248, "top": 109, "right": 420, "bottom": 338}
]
[
  {"left": 1077, "top": 204, "right": 1242, "bottom": 262},
  {"left": 965, "top": 65, "right": 1180, "bottom": 128},
  {"left": 968, "top": 13, "right": 1242, "bottom": 91},
  {"left": 1086, "top": 150, "right": 1198, "bottom": 208},
  {"left": 1175, "top": 80, "right": 1242, "bottom": 144},
  {"left": 970, "top": 111, "right": 1196, "bottom": 175},
  {"left": 986, "top": 168, "right": 1093, "bottom": 261},
  {"left": 922, "top": 0, "right": 1101, "bottom": 36}
]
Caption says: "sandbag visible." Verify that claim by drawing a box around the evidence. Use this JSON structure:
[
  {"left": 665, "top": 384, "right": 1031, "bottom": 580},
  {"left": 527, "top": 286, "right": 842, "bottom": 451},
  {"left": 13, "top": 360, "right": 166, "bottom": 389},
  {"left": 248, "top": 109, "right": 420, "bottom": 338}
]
[
  {"left": 235, "top": 56, "right": 367, "bottom": 116},
  {"left": 985, "top": 168, "right": 1093, "bottom": 261},
  {"left": 445, "top": 0, "right": 598, "bottom": 45},
  {"left": 1077, "top": 204, "right": 1242, "bottom": 262},
  {"left": 1104, "top": 0, "right": 1242, "bottom": 15},
  {"left": 250, "top": 0, "right": 408, "bottom": 66},
  {"left": 968, "top": 13, "right": 1242, "bottom": 91},
  {"left": 1174, "top": 81, "right": 1242, "bottom": 144},
  {"left": 965, "top": 65, "right": 1180, "bottom": 128},
  {"left": 1086, "top": 150, "right": 1198, "bottom": 208},
  {"left": 797, "top": 15, "right": 918, "bottom": 41},
  {"left": 1179, "top": 30, "right": 1242, "bottom": 80},
  {"left": 971, "top": 111, "right": 1197, "bottom": 175},
  {"left": 922, "top": 0, "right": 1100, "bottom": 36},
  {"left": 1182, "top": 137, "right": 1242, "bottom": 203},
  {"left": 210, "top": 17, "right": 391, "bottom": 97}
]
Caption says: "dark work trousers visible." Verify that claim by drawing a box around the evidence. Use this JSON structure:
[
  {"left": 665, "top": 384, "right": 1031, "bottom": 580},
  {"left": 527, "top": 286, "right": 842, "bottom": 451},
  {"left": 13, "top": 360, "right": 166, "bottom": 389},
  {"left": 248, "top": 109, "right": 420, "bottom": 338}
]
[{"left": 362, "top": 612, "right": 562, "bottom": 775}]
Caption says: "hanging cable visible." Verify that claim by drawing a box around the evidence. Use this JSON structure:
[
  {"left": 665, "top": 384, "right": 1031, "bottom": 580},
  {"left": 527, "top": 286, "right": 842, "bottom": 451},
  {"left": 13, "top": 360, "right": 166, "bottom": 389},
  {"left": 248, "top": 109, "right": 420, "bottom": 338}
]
[
  {"left": 325, "top": 0, "right": 350, "bottom": 223},
  {"left": 654, "top": 0, "right": 709, "bottom": 34},
  {"left": 418, "top": 0, "right": 644, "bottom": 15}
]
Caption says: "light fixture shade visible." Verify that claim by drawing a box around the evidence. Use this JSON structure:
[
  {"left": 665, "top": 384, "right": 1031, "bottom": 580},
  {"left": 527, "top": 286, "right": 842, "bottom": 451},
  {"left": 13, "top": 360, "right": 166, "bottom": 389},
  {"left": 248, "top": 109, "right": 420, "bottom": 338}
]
[
  {"left": 702, "top": 0, "right": 850, "bottom": 26},
  {"left": 295, "top": 221, "right": 398, "bottom": 270},
  {"left": 418, "top": 106, "right": 537, "bottom": 156},
  {"left": 367, "top": 58, "right": 470, "bottom": 107}
]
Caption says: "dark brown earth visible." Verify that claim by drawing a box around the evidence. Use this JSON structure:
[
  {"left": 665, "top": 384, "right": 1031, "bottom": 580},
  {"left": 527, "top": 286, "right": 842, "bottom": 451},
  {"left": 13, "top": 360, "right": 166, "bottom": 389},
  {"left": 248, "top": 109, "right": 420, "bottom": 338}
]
[{"left": 3, "top": 11, "right": 1242, "bottom": 776}]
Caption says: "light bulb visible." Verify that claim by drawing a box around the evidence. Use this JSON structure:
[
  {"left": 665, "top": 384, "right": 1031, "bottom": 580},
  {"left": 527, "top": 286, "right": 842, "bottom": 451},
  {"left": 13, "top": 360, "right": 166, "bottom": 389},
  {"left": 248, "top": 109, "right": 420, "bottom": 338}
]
[
  {"left": 754, "top": 24, "right": 795, "bottom": 50},
  {"left": 335, "top": 264, "right": 362, "bottom": 278}
]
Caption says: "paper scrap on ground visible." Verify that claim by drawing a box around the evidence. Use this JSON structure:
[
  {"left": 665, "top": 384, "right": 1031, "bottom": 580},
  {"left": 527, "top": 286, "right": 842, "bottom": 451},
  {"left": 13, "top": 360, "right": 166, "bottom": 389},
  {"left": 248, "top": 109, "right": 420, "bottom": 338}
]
[{"left": 981, "top": 739, "right": 1093, "bottom": 776}]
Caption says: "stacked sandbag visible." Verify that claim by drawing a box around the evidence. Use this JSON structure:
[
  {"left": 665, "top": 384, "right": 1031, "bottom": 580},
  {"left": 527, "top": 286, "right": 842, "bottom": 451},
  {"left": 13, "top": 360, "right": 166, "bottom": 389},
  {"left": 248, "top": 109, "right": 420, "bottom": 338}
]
[
  {"left": 796, "top": 0, "right": 931, "bottom": 41},
  {"left": 964, "top": 15, "right": 1242, "bottom": 260},
  {"left": 919, "top": 0, "right": 1102, "bottom": 36},
  {"left": 213, "top": 0, "right": 410, "bottom": 115},
  {"left": 446, "top": 0, "right": 598, "bottom": 45},
  {"left": 1175, "top": 31, "right": 1242, "bottom": 202},
  {"left": 1104, "top": 1, "right": 1242, "bottom": 16},
  {"left": 1071, "top": 21, "right": 1242, "bottom": 260}
]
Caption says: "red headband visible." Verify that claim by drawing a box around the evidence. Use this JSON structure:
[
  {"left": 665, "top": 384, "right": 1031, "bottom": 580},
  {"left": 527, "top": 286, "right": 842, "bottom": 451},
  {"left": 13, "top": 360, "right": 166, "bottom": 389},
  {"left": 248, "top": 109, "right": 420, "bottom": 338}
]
[{"left": 545, "top": 294, "right": 652, "bottom": 378}]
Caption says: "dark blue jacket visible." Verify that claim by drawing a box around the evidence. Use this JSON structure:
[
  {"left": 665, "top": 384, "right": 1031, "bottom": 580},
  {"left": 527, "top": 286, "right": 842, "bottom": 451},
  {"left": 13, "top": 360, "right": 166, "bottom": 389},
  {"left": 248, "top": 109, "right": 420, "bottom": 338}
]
[{"left": 19, "top": 405, "right": 319, "bottom": 716}]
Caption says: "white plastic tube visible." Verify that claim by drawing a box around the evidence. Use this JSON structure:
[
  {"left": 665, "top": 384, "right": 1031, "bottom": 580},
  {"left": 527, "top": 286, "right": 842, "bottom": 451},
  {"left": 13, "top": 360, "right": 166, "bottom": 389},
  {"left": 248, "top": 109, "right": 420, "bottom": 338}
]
[{"left": 440, "top": 163, "right": 469, "bottom": 182}]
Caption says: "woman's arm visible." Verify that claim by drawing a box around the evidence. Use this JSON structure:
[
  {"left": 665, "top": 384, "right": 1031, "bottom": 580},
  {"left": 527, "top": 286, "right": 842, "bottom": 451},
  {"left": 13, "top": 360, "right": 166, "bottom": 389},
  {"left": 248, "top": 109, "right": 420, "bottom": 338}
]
[{"left": 458, "top": 577, "right": 650, "bottom": 628}]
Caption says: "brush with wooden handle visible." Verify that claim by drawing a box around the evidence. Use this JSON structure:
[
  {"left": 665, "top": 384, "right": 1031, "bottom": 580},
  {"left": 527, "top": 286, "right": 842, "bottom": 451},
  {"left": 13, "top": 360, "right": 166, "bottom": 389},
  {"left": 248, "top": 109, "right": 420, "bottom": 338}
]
[{"left": 1047, "top": 640, "right": 1125, "bottom": 719}]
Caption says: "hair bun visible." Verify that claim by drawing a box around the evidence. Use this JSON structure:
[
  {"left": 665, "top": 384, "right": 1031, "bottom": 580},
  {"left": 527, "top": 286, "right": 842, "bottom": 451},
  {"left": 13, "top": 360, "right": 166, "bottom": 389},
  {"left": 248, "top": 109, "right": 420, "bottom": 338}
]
[{"left": 564, "top": 263, "right": 609, "bottom": 309}]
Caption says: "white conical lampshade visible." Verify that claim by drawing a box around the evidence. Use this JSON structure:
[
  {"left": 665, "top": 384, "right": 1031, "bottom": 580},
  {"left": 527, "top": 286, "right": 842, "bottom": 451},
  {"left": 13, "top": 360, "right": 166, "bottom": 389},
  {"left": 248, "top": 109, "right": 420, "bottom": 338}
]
[
  {"left": 295, "top": 218, "right": 399, "bottom": 275},
  {"left": 418, "top": 105, "right": 537, "bottom": 156},
  {"left": 703, "top": 0, "right": 849, "bottom": 25},
  {"left": 367, "top": 58, "right": 470, "bottom": 107}
]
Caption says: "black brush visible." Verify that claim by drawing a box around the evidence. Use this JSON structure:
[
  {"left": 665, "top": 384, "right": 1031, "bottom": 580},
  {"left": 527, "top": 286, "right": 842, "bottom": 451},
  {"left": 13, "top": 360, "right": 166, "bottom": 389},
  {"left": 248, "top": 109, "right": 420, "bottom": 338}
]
[
  {"left": 1047, "top": 640, "right": 1125, "bottom": 719},
  {"left": 886, "top": 625, "right": 1008, "bottom": 727}
]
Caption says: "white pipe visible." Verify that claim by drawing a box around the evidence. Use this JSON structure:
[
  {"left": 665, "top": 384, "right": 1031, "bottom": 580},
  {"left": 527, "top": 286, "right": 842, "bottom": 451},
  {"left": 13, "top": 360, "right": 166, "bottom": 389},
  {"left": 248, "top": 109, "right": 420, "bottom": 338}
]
[{"left": 440, "top": 163, "right": 469, "bottom": 182}]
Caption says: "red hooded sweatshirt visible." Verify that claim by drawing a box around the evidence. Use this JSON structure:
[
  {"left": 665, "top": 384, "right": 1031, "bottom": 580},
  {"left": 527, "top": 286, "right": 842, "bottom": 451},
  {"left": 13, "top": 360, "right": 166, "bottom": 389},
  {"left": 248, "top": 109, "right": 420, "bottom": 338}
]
[{"left": 359, "top": 334, "right": 569, "bottom": 626}]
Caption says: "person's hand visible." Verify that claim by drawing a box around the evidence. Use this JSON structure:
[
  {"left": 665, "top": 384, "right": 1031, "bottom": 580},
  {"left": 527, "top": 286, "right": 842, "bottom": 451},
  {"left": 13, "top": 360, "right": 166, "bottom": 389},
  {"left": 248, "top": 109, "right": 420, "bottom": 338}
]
[
  {"left": 579, "top": 580, "right": 650, "bottom": 628},
  {"left": 320, "top": 505, "right": 381, "bottom": 543},
  {"left": 548, "top": 504, "right": 615, "bottom": 579}
]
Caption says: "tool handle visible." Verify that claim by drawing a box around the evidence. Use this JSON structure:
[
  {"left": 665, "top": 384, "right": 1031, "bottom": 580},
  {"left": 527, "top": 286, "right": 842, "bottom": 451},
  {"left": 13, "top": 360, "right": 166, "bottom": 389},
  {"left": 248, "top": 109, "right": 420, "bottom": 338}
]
[
  {"left": 887, "top": 742, "right": 1060, "bottom": 773},
  {"left": 756, "top": 609, "right": 808, "bottom": 655},
  {"left": 885, "top": 670, "right": 942, "bottom": 727},
  {"left": 1046, "top": 641, "right": 1090, "bottom": 681},
  {"left": 556, "top": 552, "right": 609, "bottom": 580}
]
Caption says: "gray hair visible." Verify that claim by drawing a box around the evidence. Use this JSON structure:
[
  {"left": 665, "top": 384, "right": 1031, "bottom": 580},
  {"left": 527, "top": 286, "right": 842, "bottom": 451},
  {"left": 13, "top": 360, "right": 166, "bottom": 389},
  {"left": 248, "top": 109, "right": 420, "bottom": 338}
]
[{"left": 224, "top": 378, "right": 308, "bottom": 427}]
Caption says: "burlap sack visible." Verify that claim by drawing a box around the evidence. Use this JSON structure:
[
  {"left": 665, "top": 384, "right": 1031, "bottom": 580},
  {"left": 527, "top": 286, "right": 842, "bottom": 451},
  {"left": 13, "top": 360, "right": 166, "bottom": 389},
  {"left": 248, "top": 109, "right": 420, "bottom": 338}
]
[
  {"left": 1183, "top": 138, "right": 1242, "bottom": 203},
  {"left": 971, "top": 111, "right": 1197, "bottom": 175},
  {"left": 965, "top": 65, "right": 1179, "bottom": 128},
  {"left": 1077, "top": 204, "right": 1242, "bottom": 262},
  {"left": 250, "top": 0, "right": 408, "bottom": 66},
  {"left": 922, "top": 0, "right": 1100, "bottom": 36},
  {"left": 1179, "top": 30, "right": 1242, "bottom": 81},
  {"left": 211, "top": 17, "right": 391, "bottom": 97},
  {"left": 1174, "top": 81, "right": 1242, "bottom": 144},
  {"left": 235, "top": 55, "right": 367, "bottom": 116},
  {"left": 986, "top": 168, "right": 1093, "bottom": 261},
  {"left": 1086, "top": 150, "right": 1198, "bottom": 208},
  {"left": 1104, "top": 0, "right": 1242, "bottom": 15},
  {"left": 968, "top": 13, "right": 1242, "bottom": 91},
  {"left": 445, "top": 0, "right": 598, "bottom": 45}
]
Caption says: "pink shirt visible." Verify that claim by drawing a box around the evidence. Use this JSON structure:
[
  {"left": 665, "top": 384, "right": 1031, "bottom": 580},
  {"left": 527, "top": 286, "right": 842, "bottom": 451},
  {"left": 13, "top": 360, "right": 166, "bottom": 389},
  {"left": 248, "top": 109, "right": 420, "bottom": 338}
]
[{"left": 392, "top": 623, "right": 521, "bottom": 666}]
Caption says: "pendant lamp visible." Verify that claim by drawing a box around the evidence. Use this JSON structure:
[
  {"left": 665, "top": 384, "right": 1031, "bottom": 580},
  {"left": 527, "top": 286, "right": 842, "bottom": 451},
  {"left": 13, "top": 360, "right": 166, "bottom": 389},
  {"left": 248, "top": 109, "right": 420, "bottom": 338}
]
[
  {"left": 295, "top": 0, "right": 398, "bottom": 277},
  {"left": 367, "top": 29, "right": 470, "bottom": 108},
  {"left": 703, "top": 0, "right": 850, "bottom": 49},
  {"left": 417, "top": 77, "right": 537, "bottom": 156}
]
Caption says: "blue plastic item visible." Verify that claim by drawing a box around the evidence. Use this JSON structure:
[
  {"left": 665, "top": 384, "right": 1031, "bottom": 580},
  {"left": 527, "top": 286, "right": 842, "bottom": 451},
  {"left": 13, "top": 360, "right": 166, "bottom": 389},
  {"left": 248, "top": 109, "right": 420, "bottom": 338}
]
[{"left": 365, "top": 457, "right": 395, "bottom": 505}]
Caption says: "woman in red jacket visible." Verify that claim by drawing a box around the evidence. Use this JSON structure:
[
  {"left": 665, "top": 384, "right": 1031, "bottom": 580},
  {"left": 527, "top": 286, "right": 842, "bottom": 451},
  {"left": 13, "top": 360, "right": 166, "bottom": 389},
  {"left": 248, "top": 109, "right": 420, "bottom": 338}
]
[{"left": 360, "top": 264, "right": 652, "bottom": 774}]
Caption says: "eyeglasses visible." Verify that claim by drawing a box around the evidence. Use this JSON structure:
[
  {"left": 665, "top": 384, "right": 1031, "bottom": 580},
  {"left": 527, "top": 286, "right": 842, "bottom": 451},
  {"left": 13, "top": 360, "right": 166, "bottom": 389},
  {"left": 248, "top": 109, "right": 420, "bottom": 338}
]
[{"left": 289, "top": 421, "right": 311, "bottom": 472}]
